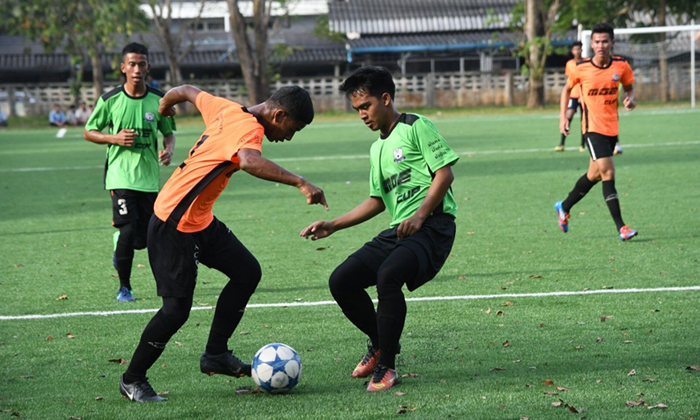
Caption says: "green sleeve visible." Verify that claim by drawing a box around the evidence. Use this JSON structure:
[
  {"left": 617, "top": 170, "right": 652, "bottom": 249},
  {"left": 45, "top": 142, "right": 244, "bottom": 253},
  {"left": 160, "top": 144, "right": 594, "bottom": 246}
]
[
  {"left": 369, "top": 158, "right": 382, "bottom": 198},
  {"left": 412, "top": 117, "right": 459, "bottom": 171},
  {"left": 84, "top": 97, "right": 109, "bottom": 132}
]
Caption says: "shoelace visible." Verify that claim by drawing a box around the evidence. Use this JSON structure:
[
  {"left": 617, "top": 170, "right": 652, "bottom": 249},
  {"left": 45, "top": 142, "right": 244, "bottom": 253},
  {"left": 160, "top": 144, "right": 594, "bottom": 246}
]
[
  {"left": 371, "top": 365, "right": 389, "bottom": 383},
  {"left": 360, "top": 346, "right": 378, "bottom": 365}
]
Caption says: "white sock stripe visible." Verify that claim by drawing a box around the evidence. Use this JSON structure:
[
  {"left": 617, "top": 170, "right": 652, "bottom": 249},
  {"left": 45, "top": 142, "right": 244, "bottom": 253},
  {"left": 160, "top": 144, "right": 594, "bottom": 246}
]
[{"left": 2, "top": 286, "right": 699, "bottom": 321}]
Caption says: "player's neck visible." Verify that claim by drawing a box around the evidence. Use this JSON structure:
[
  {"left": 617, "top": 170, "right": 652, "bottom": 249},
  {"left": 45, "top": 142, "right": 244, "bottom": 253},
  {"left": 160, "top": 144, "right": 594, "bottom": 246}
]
[
  {"left": 592, "top": 53, "right": 611, "bottom": 68},
  {"left": 379, "top": 108, "right": 401, "bottom": 138},
  {"left": 124, "top": 81, "right": 147, "bottom": 97}
]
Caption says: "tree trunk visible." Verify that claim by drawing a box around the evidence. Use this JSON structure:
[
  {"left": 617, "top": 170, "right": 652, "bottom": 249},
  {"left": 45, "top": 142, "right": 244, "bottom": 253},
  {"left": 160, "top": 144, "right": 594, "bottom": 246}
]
[
  {"left": 227, "top": 0, "right": 271, "bottom": 104},
  {"left": 90, "top": 43, "right": 105, "bottom": 97},
  {"left": 525, "top": 0, "right": 545, "bottom": 108}
]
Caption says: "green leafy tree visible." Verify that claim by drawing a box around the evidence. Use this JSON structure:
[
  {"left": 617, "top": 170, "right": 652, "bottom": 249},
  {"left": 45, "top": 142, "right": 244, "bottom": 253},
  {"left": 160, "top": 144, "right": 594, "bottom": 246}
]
[{"left": 0, "top": 0, "right": 147, "bottom": 100}]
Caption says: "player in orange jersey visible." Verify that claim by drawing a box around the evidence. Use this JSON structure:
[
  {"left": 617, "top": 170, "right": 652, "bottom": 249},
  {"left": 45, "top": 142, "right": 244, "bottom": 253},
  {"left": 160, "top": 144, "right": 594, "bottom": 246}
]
[
  {"left": 555, "top": 22, "right": 638, "bottom": 241},
  {"left": 119, "top": 84, "right": 328, "bottom": 402},
  {"left": 555, "top": 41, "right": 585, "bottom": 152}
]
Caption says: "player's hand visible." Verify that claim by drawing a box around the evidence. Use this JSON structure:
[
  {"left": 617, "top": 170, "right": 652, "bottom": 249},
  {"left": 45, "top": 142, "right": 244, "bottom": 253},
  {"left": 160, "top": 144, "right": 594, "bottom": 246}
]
[
  {"left": 159, "top": 149, "right": 173, "bottom": 166},
  {"left": 623, "top": 96, "right": 636, "bottom": 111},
  {"left": 396, "top": 214, "right": 425, "bottom": 239},
  {"left": 159, "top": 98, "right": 177, "bottom": 117},
  {"left": 114, "top": 129, "right": 136, "bottom": 146},
  {"left": 299, "top": 181, "right": 329, "bottom": 210},
  {"left": 559, "top": 116, "right": 570, "bottom": 135},
  {"left": 300, "top": 220, "right": 334, "bottom": 240}
]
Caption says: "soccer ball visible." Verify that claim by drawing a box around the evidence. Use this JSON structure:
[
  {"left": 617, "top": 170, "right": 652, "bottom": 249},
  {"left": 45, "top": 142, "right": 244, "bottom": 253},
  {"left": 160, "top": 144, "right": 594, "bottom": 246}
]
[{"left": 251, "top": 343, "right": 302, "bottom": 394}]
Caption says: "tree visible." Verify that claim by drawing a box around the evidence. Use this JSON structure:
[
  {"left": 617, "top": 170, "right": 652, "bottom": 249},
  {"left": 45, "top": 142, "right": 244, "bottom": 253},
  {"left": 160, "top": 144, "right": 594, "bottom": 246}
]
[
  {"left": 0, "top": 0, "right": 147, "bottom": 99},
  {"left": 512, "top": 0, "right": 565, "bottom": 108},
  {"left": 227, "top": 0, "right": 272, "bottom": 104},
  {"left": 147, "top": 0, "right": 206, "bottom": 87}
]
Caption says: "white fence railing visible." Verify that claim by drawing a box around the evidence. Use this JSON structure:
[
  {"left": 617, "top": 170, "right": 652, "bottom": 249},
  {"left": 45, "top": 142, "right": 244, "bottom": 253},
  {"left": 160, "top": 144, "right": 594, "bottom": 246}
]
[{"left": 2, "top": 65, "right": 698, "bottom": 117}]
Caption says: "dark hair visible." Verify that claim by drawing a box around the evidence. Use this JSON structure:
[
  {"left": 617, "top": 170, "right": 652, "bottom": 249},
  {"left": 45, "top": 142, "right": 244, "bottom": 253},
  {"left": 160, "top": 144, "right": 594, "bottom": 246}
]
[
  {"left": 339, "top": 66, "right": 395, "bottom": 100},
  {"left": 122, "top": 42, "right": 149, "bottom": 58},
  {"left": 268, "top": 85, "right": 314, "bottom": 125},
  {"left": 591, "top": 22, "right": 615, "bottom": 40},
  {"left": 571, "top": 41, "right": 583, "bottom": 49}
]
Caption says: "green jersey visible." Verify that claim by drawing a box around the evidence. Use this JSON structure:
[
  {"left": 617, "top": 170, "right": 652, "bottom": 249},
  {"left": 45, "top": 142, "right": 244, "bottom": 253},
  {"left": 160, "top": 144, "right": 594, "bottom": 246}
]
[
  {"left": 86, "top": 85, "right": 176, "bottom": 192},
  {"left": 369, "top": 113, "right": 459, "bottom": 227}
]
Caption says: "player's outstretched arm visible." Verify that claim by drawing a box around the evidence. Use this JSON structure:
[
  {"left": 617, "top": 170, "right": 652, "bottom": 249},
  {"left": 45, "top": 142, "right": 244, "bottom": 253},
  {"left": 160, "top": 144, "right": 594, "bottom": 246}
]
[
  {"left": 300, "top": 197, "right": 385, "bottom": 240},
  {"left": 159, "top": 85, "right": 202, "bottom": 117},
  {"left": 238, "top": 148, "right": 328, "bottom": 210},
  {"left": 559, "top": 85, "right": 572, "bottom": 135}
]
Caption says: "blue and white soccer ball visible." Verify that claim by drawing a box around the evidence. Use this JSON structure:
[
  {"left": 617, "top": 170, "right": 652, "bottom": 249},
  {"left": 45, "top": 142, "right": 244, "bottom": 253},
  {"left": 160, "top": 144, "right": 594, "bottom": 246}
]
[{"left": 251, "top": 343, "right": 302, "bottom": 394}]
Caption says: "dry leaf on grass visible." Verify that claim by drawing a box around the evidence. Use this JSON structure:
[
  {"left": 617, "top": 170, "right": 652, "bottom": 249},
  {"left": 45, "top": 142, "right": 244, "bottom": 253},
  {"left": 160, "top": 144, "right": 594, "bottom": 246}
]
[
  {"left": 55, "top": 294, "right": 68, "bottom": 301},
  {"left": 627, "top": 369, "right": 636, "bottom": 376},
  {"left": 108, "top": 358, "right": 128, "bottom": 364}
]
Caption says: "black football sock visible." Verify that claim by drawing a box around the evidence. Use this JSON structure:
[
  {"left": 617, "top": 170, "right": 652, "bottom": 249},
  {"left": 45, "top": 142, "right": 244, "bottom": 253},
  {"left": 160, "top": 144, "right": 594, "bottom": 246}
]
[
  {"left": 125, "top": 296, "right": 192, "bottom": 380},
  {"left": 562, "top": 174, "right": 597, "bottom": 213},
  {"left": 114, "top": 224, "right": 135, "bottom": 290},
  {"left": 376, "top": 246, "right": 418, "bottom": 369},
  {"left": 206, "top": 277, "right": 259, "bottom": 355},
  {"left": 602, "top": 180, "right": 625, "bottom": 230},
  {"left": 559, "top": 133, "right": 566, "bottom": 146}
]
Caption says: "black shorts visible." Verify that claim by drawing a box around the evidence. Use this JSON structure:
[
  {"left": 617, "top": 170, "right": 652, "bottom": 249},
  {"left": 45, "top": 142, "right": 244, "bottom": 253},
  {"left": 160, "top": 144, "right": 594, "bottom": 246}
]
[
  {"left": 349, "top": 213, "right": 456, "bottom": 291},
  {"left": 148, "top": 216, "right": 258, "bottom": 297},
  {"left": 567, "top": 98, "right": 581, "bottom": 111},
  {"left": 110, "top": 189, "right": 157, "bottom": 228},
  {"left": 585, "top": 132, "right": 618, "bottom": 161}
]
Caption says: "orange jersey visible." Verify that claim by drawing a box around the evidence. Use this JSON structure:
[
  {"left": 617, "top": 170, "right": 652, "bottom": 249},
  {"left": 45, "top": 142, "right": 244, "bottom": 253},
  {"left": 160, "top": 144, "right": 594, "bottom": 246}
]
[
  {"left": 154, "top": 92, "right": 264, "bottom": 232},
  {"left": 565, "top": 59, "right": 581, "bottom": 99},
  {"left": 568, "top": 56, "right": 634, "bottom": 136}
]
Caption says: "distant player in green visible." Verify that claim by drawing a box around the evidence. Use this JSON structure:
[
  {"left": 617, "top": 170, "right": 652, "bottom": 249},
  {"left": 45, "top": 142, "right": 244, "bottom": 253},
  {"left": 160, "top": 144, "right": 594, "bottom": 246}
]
[
  {"left": 84, "top": 43, "right": 176, "bottom": 302},
  {"left": 300, "top": 66, "right": 458, "bottom": 392}
]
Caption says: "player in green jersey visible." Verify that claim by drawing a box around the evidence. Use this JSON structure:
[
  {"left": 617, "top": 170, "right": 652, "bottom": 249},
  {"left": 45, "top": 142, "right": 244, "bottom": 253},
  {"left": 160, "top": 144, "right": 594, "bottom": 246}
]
[
  {"left": 84, "top": 43, "right": 176, "bottom": 302},
  {"left": 300, "top": 66, "right": 459, "bottom": 392}
]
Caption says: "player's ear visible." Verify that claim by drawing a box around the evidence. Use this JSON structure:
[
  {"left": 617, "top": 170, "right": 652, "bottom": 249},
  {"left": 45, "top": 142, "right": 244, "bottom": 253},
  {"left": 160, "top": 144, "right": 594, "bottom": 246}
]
[
  {"left": 381, "top": 92, "right": 391, "bottom": 106},
  {"left": 272, "top": 108, "right": 286, "bottom": 124}
]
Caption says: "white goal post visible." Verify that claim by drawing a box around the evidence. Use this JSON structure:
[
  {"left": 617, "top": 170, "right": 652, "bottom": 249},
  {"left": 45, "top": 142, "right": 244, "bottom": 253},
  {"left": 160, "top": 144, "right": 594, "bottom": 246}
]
[{"left": 581, "top": 23, "right": 700, "bottom": 108}]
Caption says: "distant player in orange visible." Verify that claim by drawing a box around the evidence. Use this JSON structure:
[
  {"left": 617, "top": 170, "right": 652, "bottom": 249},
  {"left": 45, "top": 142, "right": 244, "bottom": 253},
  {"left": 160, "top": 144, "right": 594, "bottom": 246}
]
[
  {"left": 555, "top": 22, "right": 638, "bottom": 241},
  {"left": 555, "top": 41, "right": 585, "bottom": 152},
  {"left": 118, "top": 84, "right": 328, "bottom": 402}
]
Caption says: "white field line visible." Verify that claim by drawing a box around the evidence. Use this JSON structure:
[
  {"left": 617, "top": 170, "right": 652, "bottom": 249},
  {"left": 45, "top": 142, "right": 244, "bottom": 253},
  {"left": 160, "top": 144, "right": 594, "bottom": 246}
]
[
  {"left": 2, "top": 286, "right": 699, "bottom": 321},
  {"left": 2, "top": 140, "right": 699, "bottom": 173}
]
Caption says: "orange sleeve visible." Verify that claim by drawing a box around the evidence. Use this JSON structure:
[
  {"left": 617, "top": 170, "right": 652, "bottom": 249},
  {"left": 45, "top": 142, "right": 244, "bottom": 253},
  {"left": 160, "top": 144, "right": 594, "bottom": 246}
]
[
  {"left": 233, "top": 127, "right": 264, "bottom": 155},
  {"left": 621, "top": 61, "right": 635, "bottom": 86},
  {"left": 567, "top": 65, "right": 580, "bottom": 90},
  {"left": 196, "top": 92, "right": 236, "bottom": 127}
]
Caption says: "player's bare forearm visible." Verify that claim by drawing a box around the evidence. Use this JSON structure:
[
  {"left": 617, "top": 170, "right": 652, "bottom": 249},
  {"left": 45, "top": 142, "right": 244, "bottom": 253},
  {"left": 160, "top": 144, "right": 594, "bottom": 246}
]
[
  {"left": 413, "top": 166, "right": 454, "bottom": 221},
  {"left": 162, "top": 133, "right": 175, "bottom": 153},
  {"left": 300, "top": 197, "right": 384, "bottom": 240},
  {"left": 623, "top": 84, "right": 636, "bottom": 111},
  {"left": 159, "top": 85, "right": 202, "bottom": 116},
  {"left": 396, "top": 166, "right": 454, "bottom": 239},
  {"left": 333, "top": 197, "right": 385, "bottom": 231},
  {"left": 239, "top": 148, "right": 305, "bottom": 186},
  {"left": 559, "top": 86, "right": 572, "bottom": 134},
  {"left": 238, "top": 148, "right": 328, "bottom": 209},
  {"left": 83, "top": 129, "right": 135, "bottom": 146}
]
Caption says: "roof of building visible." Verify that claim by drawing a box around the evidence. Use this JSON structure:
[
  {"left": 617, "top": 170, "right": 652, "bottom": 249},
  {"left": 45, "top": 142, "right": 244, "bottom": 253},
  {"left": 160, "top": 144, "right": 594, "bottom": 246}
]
[{"left": 328, "top": 0, "right": 518, "bottom": 35}]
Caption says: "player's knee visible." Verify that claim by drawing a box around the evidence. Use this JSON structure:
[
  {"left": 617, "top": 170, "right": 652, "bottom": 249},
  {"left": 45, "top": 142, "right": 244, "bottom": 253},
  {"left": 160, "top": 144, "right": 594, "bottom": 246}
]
[
  {"left": 117, "top": 223, "right": 137, "bottom": 246},
  {"left": 160, "top": 298, "right": 192, "bottom": 328},
  {"left": 328, "top": 264, "right": 356, "bottom": 298},
  {"left": 376, "top": 267, "right": 405, "bottom": 299}
]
